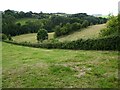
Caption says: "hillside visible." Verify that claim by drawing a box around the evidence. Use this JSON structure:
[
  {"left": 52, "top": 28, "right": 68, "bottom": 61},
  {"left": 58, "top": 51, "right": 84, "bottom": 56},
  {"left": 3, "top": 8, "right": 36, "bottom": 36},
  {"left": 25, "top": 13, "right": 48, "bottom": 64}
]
[
  {"left": 13, "top": 24, "right": 105, "bottom": 43},
  {"left": 13, "top": 32, "right": 54, "bottom": 43},
  {"left": 2, "top": 42, "right": 118, "bottom": 88},
  {"left": 2, "top": 10, "right": 107, "bottom": 37},
  {"left": 59, "top": 24, "right": 106, "bottom": 42},
  {"left": 16, "top": 18, "right": 39, "bottom": 25}
]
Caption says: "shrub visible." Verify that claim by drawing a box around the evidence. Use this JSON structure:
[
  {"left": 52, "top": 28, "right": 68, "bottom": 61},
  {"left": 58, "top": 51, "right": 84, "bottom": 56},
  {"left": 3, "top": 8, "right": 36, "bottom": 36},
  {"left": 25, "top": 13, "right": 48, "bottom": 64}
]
[
  {"left": 99, "top": 16, "right": 118, "bottom": 37},
  {"left": 82, "top": 20, "right": 89, "bottom": 28},
  {"left": 0, "top": 33, "right": 8, "bottom": 41},
  {"left": 54, "top": 22, "right": 82, "bottom": 37},
  {"left": 54, "top": 25, "right": 62, "bottom": 37},
  {"left": 37, "top": 29, "right": 48, "bottom": 42},
  {"left": 8, "top": 34, "right": 13, "bottom": 41},
  {"left": 4, "top": 35, "right": 120, "bottom": 51}
]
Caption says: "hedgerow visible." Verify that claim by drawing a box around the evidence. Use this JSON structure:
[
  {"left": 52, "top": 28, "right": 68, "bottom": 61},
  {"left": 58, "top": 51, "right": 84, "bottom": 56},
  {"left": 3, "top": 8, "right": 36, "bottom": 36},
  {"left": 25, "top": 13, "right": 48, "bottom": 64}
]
[{"left": 4, "top": 35, "right": 120, "bottom": 50}]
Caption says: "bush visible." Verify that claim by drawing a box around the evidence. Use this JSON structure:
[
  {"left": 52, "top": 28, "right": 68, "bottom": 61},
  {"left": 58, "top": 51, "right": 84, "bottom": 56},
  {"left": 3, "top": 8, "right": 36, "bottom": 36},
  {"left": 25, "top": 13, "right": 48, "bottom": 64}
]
[
  {"left": 37, "top": 29, "right": 48, "bottom": 42},
  {"left": 0, "top": 33, "right": 8, "bottom": 41},
  {"left": 8, "top": 34, "right": 13, "bottom": 41},
  {"left": 54, "top": 22, "right": 82, "bottom": 37},
  {"left": 4, "top": 35, "right": 120, "bottom": 51},
  {"left": 99, "top": 16, "right": 118, "bottom": 37},
  {"left": 54, "top": 25, "right": 62, "bottom": 37},
  {"left": 81, "top": 20, "right": 89, "bottom": 28}
]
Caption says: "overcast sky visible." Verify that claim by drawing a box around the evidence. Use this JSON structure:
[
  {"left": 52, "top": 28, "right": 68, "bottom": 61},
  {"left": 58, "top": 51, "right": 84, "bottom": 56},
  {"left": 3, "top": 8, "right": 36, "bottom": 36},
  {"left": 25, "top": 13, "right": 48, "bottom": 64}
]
[{"left": 0, "top": 0, "right": 119, "bottom": 15}]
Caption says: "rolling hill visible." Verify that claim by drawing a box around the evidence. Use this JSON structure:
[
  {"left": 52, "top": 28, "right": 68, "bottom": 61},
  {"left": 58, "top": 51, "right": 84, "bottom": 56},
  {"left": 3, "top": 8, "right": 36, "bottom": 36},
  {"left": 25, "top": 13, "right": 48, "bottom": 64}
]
[
  {"left": 13, "top": 24, "right": 106, "bottom": 43},
  {"left": 2, "top": 42, "right": 118, "bottom": 88},
  {"left": 12, "top": 32, "right": 54, "bottom": 43},
  {"left": 59, "top": 24, "right": 106, "bottom": 42}
]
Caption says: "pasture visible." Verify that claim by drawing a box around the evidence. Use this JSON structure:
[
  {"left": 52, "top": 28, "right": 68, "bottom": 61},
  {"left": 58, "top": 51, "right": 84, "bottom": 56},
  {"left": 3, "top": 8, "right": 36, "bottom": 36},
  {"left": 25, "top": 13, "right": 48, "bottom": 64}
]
[
  {"left": 59, "top": 24, "right": 106, "bottom": 42},
  {"left": 12, "top": 32, "right": 54, "bottom": 43},
  {"left": 13, "top": 24, "right": 106, "bottom": 43},
  {"left": 2, "top": 42, "right": 118, "bottom": 88}
]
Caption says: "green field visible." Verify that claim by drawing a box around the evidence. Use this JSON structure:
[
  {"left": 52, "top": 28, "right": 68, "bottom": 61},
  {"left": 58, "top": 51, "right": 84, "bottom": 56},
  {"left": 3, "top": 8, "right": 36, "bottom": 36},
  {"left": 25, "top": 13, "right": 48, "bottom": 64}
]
[
  {"left": 2, "top": 42, "right": 118, "bottom": 88},
  {"left": 13, "top": 24, "right": 106, "bottom": 43},
  {"left": 12, "top": 32, "right": 54, "bottom": 43},
  {"left": 59, "top": 24, "right": 106, "bottom": 42}
]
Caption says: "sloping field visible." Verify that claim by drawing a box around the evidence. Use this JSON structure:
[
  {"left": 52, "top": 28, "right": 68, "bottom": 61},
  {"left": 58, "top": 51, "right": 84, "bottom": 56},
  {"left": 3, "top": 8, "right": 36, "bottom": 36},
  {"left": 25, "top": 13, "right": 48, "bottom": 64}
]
[
  {"left": 12, "top": 32, "right": 54, "bottom": 43},
  {"left": 13, "top": 24, "right": 106, "bottom": 43},
  {"left": 59, "top": 24, "right": 106, "bottom": 42},
  {"left": 2, "top": 42, "right": 118, "bottom": 88}
]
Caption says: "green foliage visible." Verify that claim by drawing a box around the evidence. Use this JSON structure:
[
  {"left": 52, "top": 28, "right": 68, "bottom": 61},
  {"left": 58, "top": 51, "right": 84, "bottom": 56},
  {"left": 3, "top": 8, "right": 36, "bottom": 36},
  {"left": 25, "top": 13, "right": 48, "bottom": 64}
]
[
  {"left": 5, "top": 35, "right": 120, "bottom": 50},
  {"left": 54, "top": 25, "right": 61, "bottom": 37},
  {"left": 100, "top": 16, "right": 118, "bottom": 37},
  {"left": 54, "top": 22, "right": 82, "bottom": 37},
  {"left": 8, "top": 35, "right": 13, "bottom": 41},
  {"left": 71, "top": 22, "right": 81, "bottom": 31},
  {"left": 0, "top": 33, "right": 13, "bottom": 41},
  {"left": 2, "top": 10, "right": 107, "bottom": 37},
  {"left": 0, "top": 33, "right": 7, "bottom": 41},
  {"left": 37, "top": 29, "right": 48, "bottom": 42},
  {"left": 82, "top": 20, "right": 89, "bottom": 28}
]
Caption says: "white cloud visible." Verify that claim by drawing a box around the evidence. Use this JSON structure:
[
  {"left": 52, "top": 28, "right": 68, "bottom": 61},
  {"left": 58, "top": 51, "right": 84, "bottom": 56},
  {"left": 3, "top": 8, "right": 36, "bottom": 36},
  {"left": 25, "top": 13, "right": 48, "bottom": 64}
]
[{"left": 0, "top": 0, "right": 119, "bottom": 15}]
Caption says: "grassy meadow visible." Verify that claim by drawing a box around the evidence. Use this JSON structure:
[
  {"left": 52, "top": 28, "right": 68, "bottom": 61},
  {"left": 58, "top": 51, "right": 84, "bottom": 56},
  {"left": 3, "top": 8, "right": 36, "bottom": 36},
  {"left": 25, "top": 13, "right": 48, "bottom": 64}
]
[
  {"left": 2, "top": 42, "right": 118, "bottom": 88},
  {"left": 13, "top": 24, "right": 105, "bottom": 43},
  {"left": 12, "top": 32, "right": 54, "bottom": 43},
  {"left": 59, "top": 24, "right": 106, "bottom": 42}
]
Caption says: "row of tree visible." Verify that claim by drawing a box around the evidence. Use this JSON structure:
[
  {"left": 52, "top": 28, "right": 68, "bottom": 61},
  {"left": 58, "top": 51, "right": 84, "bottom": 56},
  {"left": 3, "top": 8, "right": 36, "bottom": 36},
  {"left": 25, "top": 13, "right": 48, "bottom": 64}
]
[
  {"left": 2, "top": 9, "right": 108, "bottom": 37},
  {"left": 2, "top": 9, "right": 46, "bottom": 19},
  {"left": 54, "top": 20, "right": 89, "bottom": 37}
]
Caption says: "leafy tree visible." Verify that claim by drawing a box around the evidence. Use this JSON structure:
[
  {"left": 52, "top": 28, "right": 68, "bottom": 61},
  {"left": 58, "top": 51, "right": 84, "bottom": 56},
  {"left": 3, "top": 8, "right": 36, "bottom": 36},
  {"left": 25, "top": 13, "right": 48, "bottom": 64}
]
[
  {"left": 1, "top": 33, "right": 7, "bottom": 40},
  {"left": 2, "top": 9, "right": 108, "bottom": 37},
  {"left": 54, "top": 25, "right": 61, "bottom": 37},
  {"left": 71, "top": 22, "right": 81, "bottom": 31},
  {"left": 8, "top": 34, "right": 13, "bottom": 41},
  {"left": 37, "top": 29, "right": 48, "bottom": 42},
  {"left": 100, "top": 16, "right": 118, "bottom": 37},
  {"left": 82, "top": 20, "right": 89, "bottom": 28}
]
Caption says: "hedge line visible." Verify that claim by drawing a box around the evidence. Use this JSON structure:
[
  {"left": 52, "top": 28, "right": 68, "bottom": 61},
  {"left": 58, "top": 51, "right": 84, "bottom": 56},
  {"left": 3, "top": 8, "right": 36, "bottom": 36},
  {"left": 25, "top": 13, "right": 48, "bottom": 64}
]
[{"left": 4, "top": 35, "right": 120, "bottom": 50}]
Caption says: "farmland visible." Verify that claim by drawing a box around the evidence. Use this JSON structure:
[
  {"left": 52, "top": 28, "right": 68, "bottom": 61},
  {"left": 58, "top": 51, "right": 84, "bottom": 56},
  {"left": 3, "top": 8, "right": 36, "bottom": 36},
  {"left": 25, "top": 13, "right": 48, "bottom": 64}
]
[
  {"left": 2, "top": 42, "right": 118, "bottom": 88},
  {"left": 2, "top": 9, "right": 118, "bottom": 88},
  {"left": 12, "top": 24, "right": 105, "bottom": 43},
  {"left": 12, "top": 32, "right": 54, "bottom": 43},
  {"left": 59, "top": 24, "right": 106, "bottom": 42}
]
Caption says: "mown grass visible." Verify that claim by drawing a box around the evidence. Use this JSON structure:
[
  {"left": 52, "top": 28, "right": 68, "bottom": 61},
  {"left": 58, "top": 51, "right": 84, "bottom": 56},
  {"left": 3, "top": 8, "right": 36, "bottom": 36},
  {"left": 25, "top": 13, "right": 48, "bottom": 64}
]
[
  {"left": 2, "top": 42, "right": 118, "bottom": 88},
  {"left": 15, "top": 18, "right": 38, "bottom": 25},
  {"left": 59, "top": 24, "right": 106, "bottom": 42},
  {"left": 12, "top": 32, "right": 54, "bottom": 43},
  {"left": 12, "top": 24, "right": 105, "bottom": 43}
]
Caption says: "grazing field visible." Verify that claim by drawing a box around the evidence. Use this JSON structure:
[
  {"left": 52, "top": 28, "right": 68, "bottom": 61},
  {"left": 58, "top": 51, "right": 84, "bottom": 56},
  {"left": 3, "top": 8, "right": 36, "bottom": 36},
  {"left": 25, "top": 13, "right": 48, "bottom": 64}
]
[
  {"left": 12, "top": 32, "right": 54, "bottom": 43},
  {"left": 13, "top": 24, "right": 106, "bottom": 43},
  {"left": 59, "top": 24, "right": 106, "bottom": 42},
  {"left": 16, "top": 18, "right": 38, "bottom": 25},
  {"left": 2, "top": 42, "right": 118, "bottom": 88}
]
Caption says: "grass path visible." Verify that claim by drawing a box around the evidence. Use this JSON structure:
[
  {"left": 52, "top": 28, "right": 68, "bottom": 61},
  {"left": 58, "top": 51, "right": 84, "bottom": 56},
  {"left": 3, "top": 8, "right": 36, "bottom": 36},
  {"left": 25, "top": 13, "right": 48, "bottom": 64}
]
[
  {"left": 2, "top": 42, "right": 118, "bottom": 88},
  {"left": 59, "top": 24, "right": 106, "bottom": 42}
]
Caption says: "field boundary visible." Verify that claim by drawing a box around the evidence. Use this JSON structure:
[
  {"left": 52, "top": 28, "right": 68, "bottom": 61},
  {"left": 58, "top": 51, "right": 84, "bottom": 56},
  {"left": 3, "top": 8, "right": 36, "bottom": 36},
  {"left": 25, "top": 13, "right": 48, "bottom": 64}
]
[{"left": 3, "top": 35, "right": 120, "bottom": 51}]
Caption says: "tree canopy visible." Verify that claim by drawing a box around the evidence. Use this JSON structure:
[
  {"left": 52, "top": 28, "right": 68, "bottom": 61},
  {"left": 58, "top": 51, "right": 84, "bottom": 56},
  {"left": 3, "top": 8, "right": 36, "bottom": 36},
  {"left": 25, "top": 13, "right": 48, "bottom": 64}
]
[{"left": 37, "top": 29, "right": 48, "bottom": 42}]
